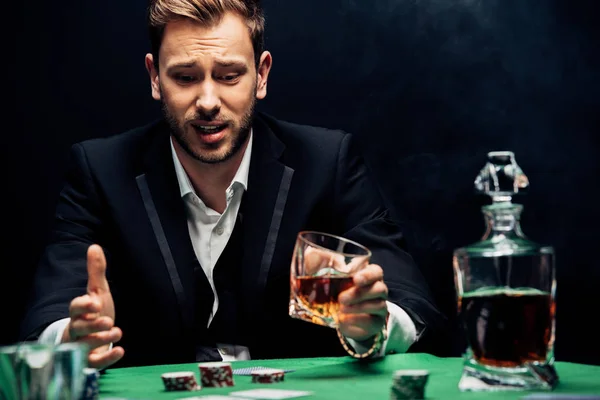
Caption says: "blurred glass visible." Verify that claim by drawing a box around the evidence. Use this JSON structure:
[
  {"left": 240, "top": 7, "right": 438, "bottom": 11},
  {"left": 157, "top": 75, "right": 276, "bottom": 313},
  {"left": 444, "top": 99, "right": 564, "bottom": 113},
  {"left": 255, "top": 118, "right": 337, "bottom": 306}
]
[
  {"left": 1, "top": 345, "right": 20, "bottom": 400},
  {"left": 50, "top": 343, "right": 88, "bottom": 399},
  {"left": 0, "top": 341, "right": 88, "bottom": 400}
]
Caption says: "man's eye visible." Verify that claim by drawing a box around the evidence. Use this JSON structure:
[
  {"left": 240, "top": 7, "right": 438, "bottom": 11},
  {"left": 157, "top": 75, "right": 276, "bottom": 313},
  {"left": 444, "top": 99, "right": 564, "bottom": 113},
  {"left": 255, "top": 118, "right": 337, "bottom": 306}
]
[
  {"left": 219, "top": 74, "right": 240, "bottom": 82},
  {"left": 175, "top": 75, "right": 195, "bottom": 83}
]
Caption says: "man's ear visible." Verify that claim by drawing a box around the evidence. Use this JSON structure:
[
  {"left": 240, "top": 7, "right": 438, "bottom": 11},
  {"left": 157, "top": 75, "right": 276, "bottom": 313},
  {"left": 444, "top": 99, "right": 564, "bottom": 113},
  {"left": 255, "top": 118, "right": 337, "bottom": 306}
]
[
  {"left": 255, "top": 51, "right": 272, "bottom": 100},
  {"left": 145, "top": 53, "right": 161, "bottom": 100}
]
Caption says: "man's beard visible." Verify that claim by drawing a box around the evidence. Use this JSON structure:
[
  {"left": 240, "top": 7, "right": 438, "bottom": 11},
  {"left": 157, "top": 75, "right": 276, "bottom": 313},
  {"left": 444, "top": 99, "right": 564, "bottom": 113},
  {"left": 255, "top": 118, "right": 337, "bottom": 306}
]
[{"left": 162, "top": 93, "right": 255, "bottom": 165}]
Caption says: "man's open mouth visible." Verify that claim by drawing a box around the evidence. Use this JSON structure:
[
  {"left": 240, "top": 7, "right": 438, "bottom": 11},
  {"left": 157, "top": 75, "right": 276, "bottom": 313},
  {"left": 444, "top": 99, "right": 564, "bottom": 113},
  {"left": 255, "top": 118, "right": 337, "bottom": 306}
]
[{"left": 191, "top": 123, "right": 228, "bottom": 134}]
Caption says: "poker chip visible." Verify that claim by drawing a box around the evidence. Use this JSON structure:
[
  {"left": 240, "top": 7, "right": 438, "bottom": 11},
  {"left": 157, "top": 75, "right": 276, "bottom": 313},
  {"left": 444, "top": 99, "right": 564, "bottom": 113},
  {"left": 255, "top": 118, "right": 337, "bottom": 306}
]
[
  {"left": 197, "top": 362, "right": 235, "bottom": 387},
  {"left": 250, "top": 368, "right": 285, "bottom": 384},
  {"left": 390, "top": 369, "right": 429, "bottom": 399},
  {"left": 80, "top": 367, "right": 100, "bottom": 400},
  {"left": 161, "top": 371, "right": 202, "bottom": 391}
]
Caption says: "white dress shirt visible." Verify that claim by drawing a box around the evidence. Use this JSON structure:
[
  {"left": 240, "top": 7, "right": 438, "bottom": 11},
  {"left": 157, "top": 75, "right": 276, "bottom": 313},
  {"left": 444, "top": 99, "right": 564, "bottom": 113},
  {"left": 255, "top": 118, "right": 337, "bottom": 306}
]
[
  {"left": 173, "top": 132, "right": 252, "bottom": 360},
  {"left": 40, "top": 130, "right": 418, "bottom": 360}
]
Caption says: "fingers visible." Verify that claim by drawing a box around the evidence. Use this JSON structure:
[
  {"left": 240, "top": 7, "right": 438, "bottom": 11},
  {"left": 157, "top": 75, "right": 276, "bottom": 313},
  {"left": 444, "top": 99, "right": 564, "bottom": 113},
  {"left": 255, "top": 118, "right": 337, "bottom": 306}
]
[
  {"left": 87, "top": 244, "right": 110, "bottom": 294},
  {"left": 337, "top": 314, "right": 386, "bottom": 342},
  {"left": 88, "top": 345, "right": 125, "bottom": 370},
  {"left": 69, "top": 316, "right": 115, "bottom": 339},
  {"left": 78, "top": 327, "right": 123, "bottom": 350},
  {"left": 69, "top": 295, "right": 101, "bottom": 319},
  {"left": 303, "top": 247, "right": 369, "bottom": 276},
  {"left": 340, "top": 299, "right": 388, "bottom": 318},
  {"left": 335, "top": 264, "right": 389, "bottom": 344},
  {"left": 345, "top": 256, "right": 370, "bottom": 274},
  {"left": 67, "top": 321, "right": 124, "bottom": 369},
  {"left": 353, "top": 264, "right": 384, "bottom": 287},
  {"left": 304, "top": 247, "right": 345, "bottom": 275},
  {"left": 339, "top": 280, "right": 388, "bottom": 306}
]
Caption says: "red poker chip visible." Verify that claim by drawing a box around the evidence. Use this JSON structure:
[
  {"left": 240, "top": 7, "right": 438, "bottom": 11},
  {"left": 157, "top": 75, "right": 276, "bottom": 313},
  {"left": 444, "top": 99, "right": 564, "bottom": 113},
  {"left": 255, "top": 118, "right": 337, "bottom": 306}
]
[
  {"left": 161, "top": 371, "right": 202, "bottom": 391},
  {"left": 198, "top": 362, "right": 235, "bottom": 387},
  {"left": 251, "top": 368, "right": 285, "bottom": 384}
]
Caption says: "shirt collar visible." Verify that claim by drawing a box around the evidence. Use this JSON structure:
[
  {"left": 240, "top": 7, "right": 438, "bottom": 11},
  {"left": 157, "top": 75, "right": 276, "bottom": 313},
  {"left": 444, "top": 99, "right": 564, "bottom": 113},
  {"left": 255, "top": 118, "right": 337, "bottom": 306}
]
[{"left": 170, "top": 130, "right": 253, "bottom": 199}]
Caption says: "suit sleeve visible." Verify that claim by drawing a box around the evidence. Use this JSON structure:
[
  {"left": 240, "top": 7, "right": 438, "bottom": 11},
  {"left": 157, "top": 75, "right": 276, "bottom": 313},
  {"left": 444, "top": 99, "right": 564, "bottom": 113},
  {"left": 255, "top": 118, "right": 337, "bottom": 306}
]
[
  {"left": 332, "top": 133, "right": 448, "bottom": 350},
  {"left": 20, "top": 143, "right": 107, "bottom": 340}
]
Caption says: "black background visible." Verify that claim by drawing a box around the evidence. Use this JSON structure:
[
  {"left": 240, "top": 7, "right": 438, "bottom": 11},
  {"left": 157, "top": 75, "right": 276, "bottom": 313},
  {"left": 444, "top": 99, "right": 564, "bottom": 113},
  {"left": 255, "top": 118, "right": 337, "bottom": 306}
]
[{"left": 5, "top": 1, "right": 599, "bottom": 365}]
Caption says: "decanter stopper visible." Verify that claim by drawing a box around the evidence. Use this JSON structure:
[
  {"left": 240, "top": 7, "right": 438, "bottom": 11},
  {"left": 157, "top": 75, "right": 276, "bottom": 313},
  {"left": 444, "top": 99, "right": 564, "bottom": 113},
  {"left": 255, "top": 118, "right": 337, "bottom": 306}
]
[{"left": 474, "top": 151, "right": 529, "bottom": 203}]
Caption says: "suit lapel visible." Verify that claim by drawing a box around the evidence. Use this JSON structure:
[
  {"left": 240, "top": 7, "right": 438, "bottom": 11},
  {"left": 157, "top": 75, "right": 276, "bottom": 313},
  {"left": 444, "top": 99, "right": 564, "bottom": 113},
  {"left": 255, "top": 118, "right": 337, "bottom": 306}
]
[
  {"left": 241, "top": 116, "right": 294, "bottom": 317},
  {"left": 135, "top": 122, "right": 203, "bottom": 335}
]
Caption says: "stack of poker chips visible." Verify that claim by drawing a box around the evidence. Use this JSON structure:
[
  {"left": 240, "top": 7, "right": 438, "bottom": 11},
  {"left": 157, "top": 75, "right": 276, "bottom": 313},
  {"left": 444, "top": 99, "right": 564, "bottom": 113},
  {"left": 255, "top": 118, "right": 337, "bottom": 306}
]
[
  {"left": 161, "top": 371, "right": 202, "bottom": 392},
  {"left": 390, "top": 369, "right": 429, "bottom": 399},
  {"left": 251, "top": 368, "right": 286, "bottom": 384},
  {"left": 198, "top": 362, "right": 235, "bottom": 387},
  {"left": 80, "top": 368, "right": 100, "bottom": 400}
]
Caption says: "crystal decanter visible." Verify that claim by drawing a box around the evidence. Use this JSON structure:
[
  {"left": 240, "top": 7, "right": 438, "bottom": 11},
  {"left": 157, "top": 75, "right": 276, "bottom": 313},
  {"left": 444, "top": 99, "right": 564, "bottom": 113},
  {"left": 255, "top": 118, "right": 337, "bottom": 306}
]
[{"left": 453, "top": 151, "right": 558, "bottom": 391}]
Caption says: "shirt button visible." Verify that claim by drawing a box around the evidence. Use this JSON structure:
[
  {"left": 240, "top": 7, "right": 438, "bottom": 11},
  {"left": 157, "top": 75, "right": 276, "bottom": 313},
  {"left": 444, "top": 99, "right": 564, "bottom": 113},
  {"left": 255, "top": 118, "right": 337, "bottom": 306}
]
[{"left": 215, "top": 226, "right": 224, "bottom": 235}]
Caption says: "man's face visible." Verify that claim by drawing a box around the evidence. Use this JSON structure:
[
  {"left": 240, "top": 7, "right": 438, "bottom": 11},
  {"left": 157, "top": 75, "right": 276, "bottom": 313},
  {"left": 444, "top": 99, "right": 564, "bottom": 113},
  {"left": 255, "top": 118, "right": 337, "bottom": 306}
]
[{"left": 146, "top": 13, "right": 271, "bottom": 164}]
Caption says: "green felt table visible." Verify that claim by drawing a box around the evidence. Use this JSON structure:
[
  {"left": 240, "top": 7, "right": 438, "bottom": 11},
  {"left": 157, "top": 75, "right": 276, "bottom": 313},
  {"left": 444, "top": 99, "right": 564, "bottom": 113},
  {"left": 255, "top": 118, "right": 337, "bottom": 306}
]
[{"left": 99, "top": 353, "right": 600, "bottom": 399}]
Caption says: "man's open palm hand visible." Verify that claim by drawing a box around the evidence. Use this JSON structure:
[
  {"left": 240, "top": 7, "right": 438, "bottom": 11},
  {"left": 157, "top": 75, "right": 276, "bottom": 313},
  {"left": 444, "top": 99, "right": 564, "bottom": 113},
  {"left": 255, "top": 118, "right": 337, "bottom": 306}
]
[{"left": 64, "top": 245, "right": 124, "bottom": 369}]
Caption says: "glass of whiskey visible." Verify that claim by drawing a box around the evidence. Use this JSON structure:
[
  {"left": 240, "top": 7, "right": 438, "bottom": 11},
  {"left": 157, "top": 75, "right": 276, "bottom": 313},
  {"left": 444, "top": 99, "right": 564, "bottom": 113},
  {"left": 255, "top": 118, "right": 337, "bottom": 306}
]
[{"left": 289, "top": 231, "right": 371, "bottom": 328}]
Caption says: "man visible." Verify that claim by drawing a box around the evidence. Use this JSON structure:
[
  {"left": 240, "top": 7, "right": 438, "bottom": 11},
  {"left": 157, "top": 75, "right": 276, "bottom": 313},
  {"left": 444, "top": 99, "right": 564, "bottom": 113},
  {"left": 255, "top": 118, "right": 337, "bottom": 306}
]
[{"left": 20, "top": 0, "right": 446, "bottom": 369}]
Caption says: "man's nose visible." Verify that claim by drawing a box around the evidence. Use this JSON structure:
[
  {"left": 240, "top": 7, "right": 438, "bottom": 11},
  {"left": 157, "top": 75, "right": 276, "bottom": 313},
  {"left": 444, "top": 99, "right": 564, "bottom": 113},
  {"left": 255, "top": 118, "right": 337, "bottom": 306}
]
[{"left": 195, "top": 80, "right": 221, "bottom": 115}]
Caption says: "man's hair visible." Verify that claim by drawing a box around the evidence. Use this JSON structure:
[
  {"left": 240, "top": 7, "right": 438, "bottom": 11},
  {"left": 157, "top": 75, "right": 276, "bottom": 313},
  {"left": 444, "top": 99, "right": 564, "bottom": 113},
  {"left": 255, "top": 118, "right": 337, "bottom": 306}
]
[{"left": 147, "top": 0, "right": 265, "bottom": 69}]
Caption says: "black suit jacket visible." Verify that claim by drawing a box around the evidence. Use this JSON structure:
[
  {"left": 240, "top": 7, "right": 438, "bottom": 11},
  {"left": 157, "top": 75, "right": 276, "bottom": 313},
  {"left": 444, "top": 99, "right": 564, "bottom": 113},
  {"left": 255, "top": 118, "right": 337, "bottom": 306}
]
[{"left": 21, "top": 112, "right": 446, "bottom": 367}]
